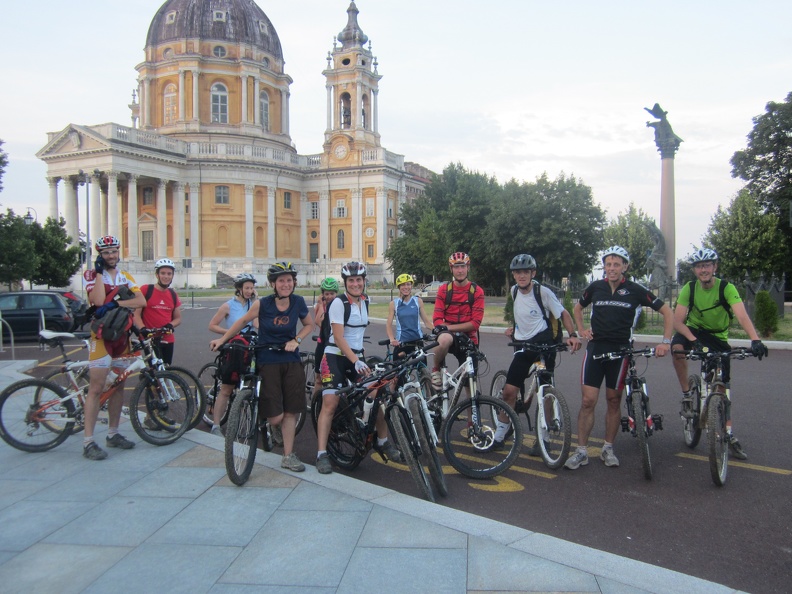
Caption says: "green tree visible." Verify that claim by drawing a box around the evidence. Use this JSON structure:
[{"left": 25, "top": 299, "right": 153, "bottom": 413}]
[
  {"left": 0, "top": 139, "right": 7, "bottom": 192},
  {"left": 30, "top": 218, "right": 82, "bottom": 287},
  {"left": 0, "top": 209, "right": 39, "bottom": 288},
  {"left": 602, "top": 203, "right": 656, "bottom": 281},
  {"left": 703, "top": 189, "right": 787, "bottom": 282},
  {"left": 753, "top": 290, "right": 778, "bottom": 338},
  {"left": 730, "top": 92, "right": 792, "bottom": 272}
]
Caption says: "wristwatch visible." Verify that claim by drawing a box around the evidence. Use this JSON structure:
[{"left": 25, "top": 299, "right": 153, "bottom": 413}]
[
  {"left": 295, "top": 336, "right": 302, "bottom": 344},
  {"left": 569, "top": 332, "right": 578, "bottom": 338},
  {"left": 661, "top": 338, "right": 672, "bottom": 344}
]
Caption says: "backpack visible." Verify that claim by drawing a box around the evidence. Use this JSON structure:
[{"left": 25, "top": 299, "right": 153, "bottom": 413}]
[
  {"left": 444, "top": 281, "right": 478, "bottom": 311},
  {"left": 683, "top": 279, "right": 734, "bottom": 334},
  {"left": 511, "top": 281, "right": 564, "bottom": 344},
  {"left": 143, "top": 284, "right": 178, "bottom": 308},
  {"left": 218, "top": 333, "right": 252, "bottom": 384},
  {"left": 319, "top": 293, "right": 370, "bottom": 344},
  {"left": 90, "top": 307, "right": 134, "bottom": 359}
]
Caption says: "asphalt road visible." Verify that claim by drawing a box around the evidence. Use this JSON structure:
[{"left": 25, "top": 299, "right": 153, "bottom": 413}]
[{"left": 10, "top": 298, "right": 792, "bottom": 593}]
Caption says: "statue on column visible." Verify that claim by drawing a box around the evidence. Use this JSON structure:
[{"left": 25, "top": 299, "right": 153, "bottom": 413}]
[
  {"left": 645, "top": 220, "right": 670, "bottom": 300},
  {"left": 645, "top": 103, "right": 683, "bottom": 158}
]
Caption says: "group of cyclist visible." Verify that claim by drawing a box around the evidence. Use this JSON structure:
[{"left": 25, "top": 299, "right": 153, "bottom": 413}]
[{"left": 81, "top": 232, "right": 769, "bottom": 477}]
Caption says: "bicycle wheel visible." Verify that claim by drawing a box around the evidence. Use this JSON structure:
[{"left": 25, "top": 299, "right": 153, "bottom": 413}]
[
  {"left": 442, "top": 394, "right": 523, "bottom": 479},
  {"left": 407, "top": 393, "right": 447, "bottom": 497},
  {"left": 168, "top": 365, "right": 206, "bottom": 431},
  {"left": 389, "top": 404, "right": 434, "bottom": 502},
  {"left": 225, "top": 389, "right": 258, "bottom": 486},
  {"left": 312, "top": 392, "right": 365, "bottom": 470},
  {"left": 296, "top": 355, "right": 315, "bottom": 435},
  {"left": 633, "top": 394, "right": 653, "bottom": 480},
  {"left": 128, "top": 371, "right": 194, "bottom": 446},
  {"left": 490, "top": 370, "right": 508, "bottom": 399},
  {"left": 365, "top": 355, "right": 384, "bottom": 367},
  {"left": 707, "top": 391, "right": 729, "bottom": 486},
  {"left": 41, "top": 367, "right": 89, "bottom": 434},
  {"left": 683, "top": 374, "right": 702, "bottom": 449},
  {"left": 0, "top": 379, "right": 75, "bottom": 452},
  {"left": 198, "top": 363, "right": 225, "bottom": 427},
  {"left": 535, "top": 386, "right": 571, "bottom": 470}
]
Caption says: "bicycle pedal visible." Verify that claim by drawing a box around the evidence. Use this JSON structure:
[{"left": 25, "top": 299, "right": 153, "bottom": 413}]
[
  {"left": 620, "top": 417, "right": 630, "bottom": 432},
  {"left": 652, "top": 414, "right": 664, "bottom": 431}
]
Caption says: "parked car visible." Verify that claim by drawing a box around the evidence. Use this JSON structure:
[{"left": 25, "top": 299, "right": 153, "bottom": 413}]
[
  {"left": 0, "top": 291, "right": 74, "bottom": 339},
  {"left": 51, "top": 290, "right": 89, "bottom": 330},
  {"left": 418, "top": 280, "right": 444, "bottom": 303}
]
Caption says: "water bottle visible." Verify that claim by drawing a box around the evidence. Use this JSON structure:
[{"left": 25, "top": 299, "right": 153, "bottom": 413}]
[
  {"left": 104, "top": 368, "right": 119, "bottom": 390},
  {"left": 362, "top": 396, "right": 374, "bottom": 423}
]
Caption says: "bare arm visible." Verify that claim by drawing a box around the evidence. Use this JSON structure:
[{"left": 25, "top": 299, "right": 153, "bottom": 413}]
[
  {"left": 209, "top": 301, "right": 260, "bottom": 350},
  {"left": 208, "top": 303, "right": 230, "bottom": 335},
  {"left": 417, "top": 297, "right": 433, "bottom": 330},
  {"left": 654, "top": 303, "right": 673, "bottom": 356},
  {"left": 386, "top": 300, "right": 397, "bottom": 344},
  {"left": 170, "top": 304, "right": 182, "bottom": 328},
  {"left": 673, "top": 304, "right": 696, "bottom": 341},
  {"left": 560, "top": 309, "right": 582, "bottom": 352},
  {"left": 573, "top": 302, "right": 591, "bottom": 340}
]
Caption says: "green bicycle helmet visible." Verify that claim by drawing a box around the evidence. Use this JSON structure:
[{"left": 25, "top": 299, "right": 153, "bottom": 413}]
[{"left": 320, "top": 278, "right": 339, "bottom": 292}]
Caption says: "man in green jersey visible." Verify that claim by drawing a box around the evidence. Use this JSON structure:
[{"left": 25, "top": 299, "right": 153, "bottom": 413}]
[{"left": 671, "top": 248, "right": 768, "bottom": 460}]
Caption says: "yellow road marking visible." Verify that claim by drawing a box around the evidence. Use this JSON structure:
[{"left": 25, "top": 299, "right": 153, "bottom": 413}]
[
  {"left": 468, "top": 475, "right": 524, "bottom": 492},
  {"left": 38, "top": 347, "right": 85, "bottom": 367},
  {"left": 676, "top": 452, "right": 792, "bottom": 475}
]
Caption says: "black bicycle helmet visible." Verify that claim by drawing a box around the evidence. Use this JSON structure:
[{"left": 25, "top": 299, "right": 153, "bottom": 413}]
[{"left": 267, "top": 261, "right": 298, "bottom": 283}]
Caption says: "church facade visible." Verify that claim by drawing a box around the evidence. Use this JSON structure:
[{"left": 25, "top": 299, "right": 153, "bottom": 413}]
[{"left": 36, "top": 1, "right": 429, "bottom": 288}]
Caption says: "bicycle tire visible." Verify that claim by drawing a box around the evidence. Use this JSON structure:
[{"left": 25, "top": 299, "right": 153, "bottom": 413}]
[
  {"left": 535, "top": 386, "right": 571, "bottom": 470},
  {"left": 198, "top": 363, "right": 227, "bottom": 427},
  {"left": 442, "top": 394, "right": 523, "bottom": 479},
  {"left": 683, "top": 374, "right": 702, "bottom": 449},
  {"left": 389, "top": 404, "right": 434, "bottom": 502},
  {"left": 0, "top": 379, "right": 75, "bottom": 452},
  {"left": 296, "top": 355, "right": 315, "bottom": 435},
  {"left": 707, "top": 391, "right": 729, "bottom": 486},
  {"left": 365, "top": 355, "right": 385, "bottom": 367},
  {"left": 128, "top": 371, "right": 194, "bottom": 446},
  {"left": 312, "top": 391, "right": 365, "bottom": 470},
  {"left": 168, "top": 365, "right": 206, "bottom": 431},
  {"left": 633, "top": 392, "right": 653, "bottom": 480},
  {"left": 225, "top": 389, "right": 258, "bottom": 485},
  {"left": 407, "top": 394, "right": 447, "bottom": 497},
  {"left": 490, "top": 370, "right": 508, "bottom": 400},
  {"left": 41, "top": 367, "right": 89, "bottom": 434}
]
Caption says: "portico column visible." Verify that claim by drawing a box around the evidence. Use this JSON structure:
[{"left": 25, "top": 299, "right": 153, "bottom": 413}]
[
  {"left": 107, "top": 171, "right": 120, "bottom": 239},
  {"left": 245, "top": 184, "right": 254, "bottom": 259},
  {"left": 178, "top": 69, "right": 185, "bottom": 121},
  {"left": 319, "top": 191, "right": 329, "bottom": 260},
  {"left": 189, "top": 182, "right": 200, "bottom": 258},
  {"left": 173, "top": 182, "right": 185, "bottom": 260},
  {"left": 241, "top": 76, "right": 248, "bottom": 124},
  {"left": 300, "top": 195, "right": 307, "bottom": 261},
  {"left": 90, "top": 172, "right": 101, "bottom": 245},
  {"left": 127, "top": 174, "right": 139, "bottom": 260},
  {"left": 64, "top": 177, "right": 79, "bottom": 246},
  {"left": 47, "top": 177, "right": 59, "bottom": 222},
  {"left": 267, "top": 186, "right": 276, "bottom": 258},
  {"left": 156, "top": 179, "right": 168, "bottom": 257},
  {"left": 100, "top": 184, "right": 108, "bottom": 236}
]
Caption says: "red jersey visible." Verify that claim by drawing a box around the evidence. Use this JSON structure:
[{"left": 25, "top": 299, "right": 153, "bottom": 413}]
[
  {"left": 139, "top": 285, "right": 181, "bottom": 343},
  {"left": 432, "top": 280, "right": 485, "bottom": 344}
]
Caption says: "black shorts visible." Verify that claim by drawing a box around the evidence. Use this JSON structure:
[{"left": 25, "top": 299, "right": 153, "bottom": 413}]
[
  {"left": 581, "top": 341, "right": 629, "bottom": 391},
  {"left": 258, "top": 361, "right": 305, "bottom": 417},
  {"left": 313, "top": 343, "right": 326, "bottom": 374},
  {"left": 505, "top": 331, "right": 557, "bottom": 388},
  {"left": 672, "top": 327, "right": 732, "bottom": 383},
  {"left": 319, "top": 353, "right": 357, "bottom": 391}
]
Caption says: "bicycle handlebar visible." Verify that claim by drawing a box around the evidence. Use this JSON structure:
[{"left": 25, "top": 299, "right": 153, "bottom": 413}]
[
  {"left": 508, "top": 341, "right": 568, "bottom": 353},
  {"left": 682, "top": 348, "right": 755, "bottom": 361},
  {"left": 593, "top": 347, "right": 655, "bottom": 361},
  {"left": 218, "top": 341, "right": 286, "bottom": 352}
]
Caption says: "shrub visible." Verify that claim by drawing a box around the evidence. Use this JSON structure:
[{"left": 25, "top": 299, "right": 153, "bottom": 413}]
[{"left": 754, "top": 290, "right": 778, "bottom": 338}]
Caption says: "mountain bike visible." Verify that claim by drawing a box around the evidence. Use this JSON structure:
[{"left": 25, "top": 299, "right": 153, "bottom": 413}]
[
  {"left": 593, "top": 347, "right": 662, "bottom": 480},
  {"left": 436, "top": 331, "right": 522, "bottom": 479},
  {"left": 0, "top": 327, "right": 194, "bottom": 452},
  {"left": 490, "top": 342, "right": 571, "bottom": 469},
  {"left": 682, "top": 347, "right": 757, "bottom": 486}
]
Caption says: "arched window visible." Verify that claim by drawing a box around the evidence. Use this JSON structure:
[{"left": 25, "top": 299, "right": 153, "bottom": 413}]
[
  {"left": 211, "top": 83, "right": 228, "bottom": 124},
  {"left": 256, "top": 226, "right": 264, "bottom": 248},
  {"left": 339, "top": 92, "right": 352, "bottom": 129},
  {"left": 259, "top": 91, "right": 269, "bottom": 131},
  {"left": 218, "top": 225, "right": 228, "bottom": 247},
  {"left": 164, "top": 83, "right": 177, "bottom": 126},
  {"left": 362, "top": 94, "right": 370, "bottom": 130},
  {"left": 337, "top": 229, "right": 345, "bottom": 250}
]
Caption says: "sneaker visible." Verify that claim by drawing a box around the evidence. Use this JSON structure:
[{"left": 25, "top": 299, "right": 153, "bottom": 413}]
[
  {"left": 485, "top": 439, "right": 505, "bottom": 452},
  {"left": 271, "top": 424, "right": 284, "bottom": 447},
  {"left": 431, "top": 369, "right": 443, "bottom": 390},
  {"left": 528, "top": 440, "right": 550, "bottom": 457},
  {"left": 680, "top": 396, "right": 695, "bottom": 419},
  {"left": 106, "top": 434, "right": 135, "bottom": 449},
  {"left": 83, "top": 441, "right": 108, "bottom": 460},
  {"left": 316, "top": 453, "right": 333, "bottom": 474},
  {"left": 210, "top": 425, "right": 223, "bottom": 437},
  {"left": 600, "top": 447, "right": 620, "bottom": 467},
  {"left": 281, "top": 452, "right": 306, "bottom": 472},
  {"left": 380, "top": 440, "right": 402, "bottom": 462},
  {"left": 729, "top": 436, "right": 748, "bottom": 460},
  {"left": 564, "top": 450, "right": 589, "bottom": 470}
]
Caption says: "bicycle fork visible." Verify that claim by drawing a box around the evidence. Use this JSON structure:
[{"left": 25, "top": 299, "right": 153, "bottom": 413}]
[{"left": 621, "top": 382, "right": 664, "bottom": 436}]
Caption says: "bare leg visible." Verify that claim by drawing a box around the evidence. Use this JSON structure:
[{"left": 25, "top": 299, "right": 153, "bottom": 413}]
[
  {"left": 603, "top": 387, "right": 623, "bottom": 444},
  {"left": 575, "top": 385, "right": 600, "bottom": 447}
]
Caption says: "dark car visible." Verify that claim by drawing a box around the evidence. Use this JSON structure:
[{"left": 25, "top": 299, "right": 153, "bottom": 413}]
[
  {"left": 51, "top": 290, "right": 89, "bottom": 330},
  {"left": 0, "top": 291, "right": 74, "bottom": 339}
]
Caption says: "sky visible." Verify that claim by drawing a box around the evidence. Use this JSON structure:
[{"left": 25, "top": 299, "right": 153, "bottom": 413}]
[{"left": 1, "top": 0, "right": 791, "bottom": 263}]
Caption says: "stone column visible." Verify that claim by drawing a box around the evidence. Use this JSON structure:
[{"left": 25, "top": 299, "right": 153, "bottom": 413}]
[
  {"left": 376, "top": 187, "right": 387, "bottom": 260},
  {"left": 326, "top": 85, "right": 332, "bottom": 131},
  {"left": 319, "top": 191, "right": 329, "bottom": 259},
  {"left": 355, "top": 82, "right": 362, "bottom": 129},
  {"left": 107, "top": 172, "right": 120, "bottom": 239},
  {"left": 189, "top": 182, "right": 200, "bottom": 258},
  {"left": 142, "top": 77, "right": 151, "bottom": 127},
  {"left": 100, "top": 184, "right": 108, "bottom": 236},
  {"left": 373, "top": 89, "right": 379, "bottom": 134},
  {"left": 245, "top": 184, "right": 254, "bottom": 259},
  {"left": 156, "top": 179, "right": 168, "bottom": 257},
  {"left": 173, "top": 182, "right": 185, "bottom": 260},
  {"left": 254, "top": 78, "right": 260, "bottom": 126},
  {"left": 351, "top": 188, "right": 362, "bottom": 259},
  {"left": 47, "top": 177, "right": 59, "bottom": 222},
  {"left": 127, "top": 174, "right": 139, "bottom": 260},
  {"left": 300, "top": 195, "right": 308, "bottom": 261},
  {"left": 283, "top": 90, "right": 290, "bottom": 135},
  {"left": 267, "top": 186, "right": 276, "bottom": 258},
  {"left": 178, "top": 69, "right": 186, "bottom": 121},
  {"left": 241, "top": 75, "right": 248, "bottom": 124},
  {"left": 192, "top": 70, "right": 200, "bottom": 121},
  {"left": 90, "top": 172, "right": 101, "bottom": 247},
  {"left": 64, "top": 177, "right": 79, "bottom": 246}
]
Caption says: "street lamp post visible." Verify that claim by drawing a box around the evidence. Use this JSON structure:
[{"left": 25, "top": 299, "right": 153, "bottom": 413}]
[{"left": 23, "top": 208, "right": 38, "bottom": 290}]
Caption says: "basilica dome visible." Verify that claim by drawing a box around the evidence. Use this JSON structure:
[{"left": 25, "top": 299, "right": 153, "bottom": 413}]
[{"left": 146, "top": 0, "right": 283, "bottom": 60}]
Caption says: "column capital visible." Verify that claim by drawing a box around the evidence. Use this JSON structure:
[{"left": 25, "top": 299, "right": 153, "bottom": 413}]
[
  {"left": 173, "top": 181, "right": 186, "bottom": 192},
  {"left": 245, "top": 184, "right": 255, "bottom": 193},
  {"left": 46, "top": 176, "right": 60, "bottom": 186},
  {"left": 106, "top": 170, "right": 119, "bottom": 179},
  {"left": 91, "top": 170, "right": 103, "bottom": 181},
  {"left": 126, "top": 173, "right": 140, "bottom": 184},
  {"left": 158, "top": 179, "right": 170, "bottom": 189}
]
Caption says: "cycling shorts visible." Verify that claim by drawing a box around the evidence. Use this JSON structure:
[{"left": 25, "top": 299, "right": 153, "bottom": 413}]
[
  {"left": 672, "top": 327, "right": 732, "bottom": 383},
  {"left": 258, "top": 362, "right": 305, "bottom": 417},
  {"left": 88, "top": 332, "right": 131, "bottom": 369},
  {"left": 319, "top": 353, "right": 357, "bottom": 392},
  {"left": 581, "top": 341, "right": 629, "bottom": 391}
]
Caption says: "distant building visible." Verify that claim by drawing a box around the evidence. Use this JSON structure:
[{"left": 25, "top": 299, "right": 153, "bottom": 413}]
[{"left": 36, "top": 1, "right": 430, "bottom": 287}]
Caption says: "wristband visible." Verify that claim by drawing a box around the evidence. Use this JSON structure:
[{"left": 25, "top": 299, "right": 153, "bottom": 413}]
[
  {"left": 662, "top": 338, "right": 672, "bottom": 345},
  {"left": 569, "top": 332, "right": 578, "bottom": 338},
  {"left": 295, "top": 336, "right": 302, "bottom": 344}
]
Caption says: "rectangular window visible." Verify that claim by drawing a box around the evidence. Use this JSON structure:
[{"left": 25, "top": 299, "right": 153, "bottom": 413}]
[
  {"left": 142, "top": 230, "right": 154, "bottom": 261},
  {"left": 334, "top": 199, "right": 346, "bottom": 218},
  {"left": 366, "top": 198, "right": 374, "bottom": 217},
  {"left": 367, "top": 244, "right": 374, "bottom": 258},
  {"left": 143, "top": 187, "right": 154, "bottom": 206},
  {"left": 284, "top": 191, "right": 292, "bottom": 209},
  {"left": 309, "top": 202, "right": 319, "bottom": 219},
  {"left": 215, "top": 186, "right": 230, "bottom": 205},
  {"left": 388, "top": 199, "right": 394, "bottom": 218},
  {"left": 185, "top": 192, "right": 189, "bottom": 214}
]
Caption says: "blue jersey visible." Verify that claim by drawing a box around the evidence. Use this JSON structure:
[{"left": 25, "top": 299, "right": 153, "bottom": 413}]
[
  {"left": 395, "top": 296, "right": 422, "bottom": 343},
  {"left": 256, "top": 294, "right": 309, "bottom": 365}
]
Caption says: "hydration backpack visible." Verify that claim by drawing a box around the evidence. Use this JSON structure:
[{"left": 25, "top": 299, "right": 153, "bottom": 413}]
[
  {"left": 683, "top": 279, "right": 734, "bottom": 334},
  {"left": 511, "top": 281, "right": 564, "bottom": 344},
  {"left": 218, "top": 333, "right": 253, "bottom": 384}
]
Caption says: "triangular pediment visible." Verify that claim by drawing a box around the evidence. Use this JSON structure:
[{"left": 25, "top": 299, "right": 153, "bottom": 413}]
[
  {"left": 138, "top": 212, "right": 157, "bottom": 224},
  {"left": 36, "top": 124, "right": 111, "bottom": 159}
]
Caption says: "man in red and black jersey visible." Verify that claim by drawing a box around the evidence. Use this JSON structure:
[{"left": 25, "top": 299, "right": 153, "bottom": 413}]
[
  {"left": 431, "top": 251, "right": 485, "bottom": 389},
  {"left": 565, "top": 246, "right": 673, "bottom": 470}
]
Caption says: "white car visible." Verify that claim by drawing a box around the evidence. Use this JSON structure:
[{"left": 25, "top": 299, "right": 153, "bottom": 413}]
[{"left": 418, "top": 281, "right": 444, "bottom": 303}]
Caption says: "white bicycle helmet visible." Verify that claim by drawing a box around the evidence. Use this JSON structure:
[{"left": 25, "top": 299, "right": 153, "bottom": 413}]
[
  {"left": 602, "top": 245, "right": 630, "bottom": 264},
  {"left": 154, "top": 258, "right": 175, "bottom": 271},
  {"left": 340, "top": 261, "right": 367, "bottom": 280},
  {"left": 689, "top": 248, "right": 718, "bottom": 263},
  {"left": 234, "top": 272, "right": 257, "bottom": 287}
]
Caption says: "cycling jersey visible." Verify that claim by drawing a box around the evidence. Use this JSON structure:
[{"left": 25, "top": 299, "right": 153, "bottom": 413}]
[
  {"left": 433, "top": 280, "right": 485, "bottom": 344},
  {"left": 578, "top": 278, "right": 664, "bottom": 345},
  {"left": 676, "top": 278, "right": 741, "bottom": 341}
]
